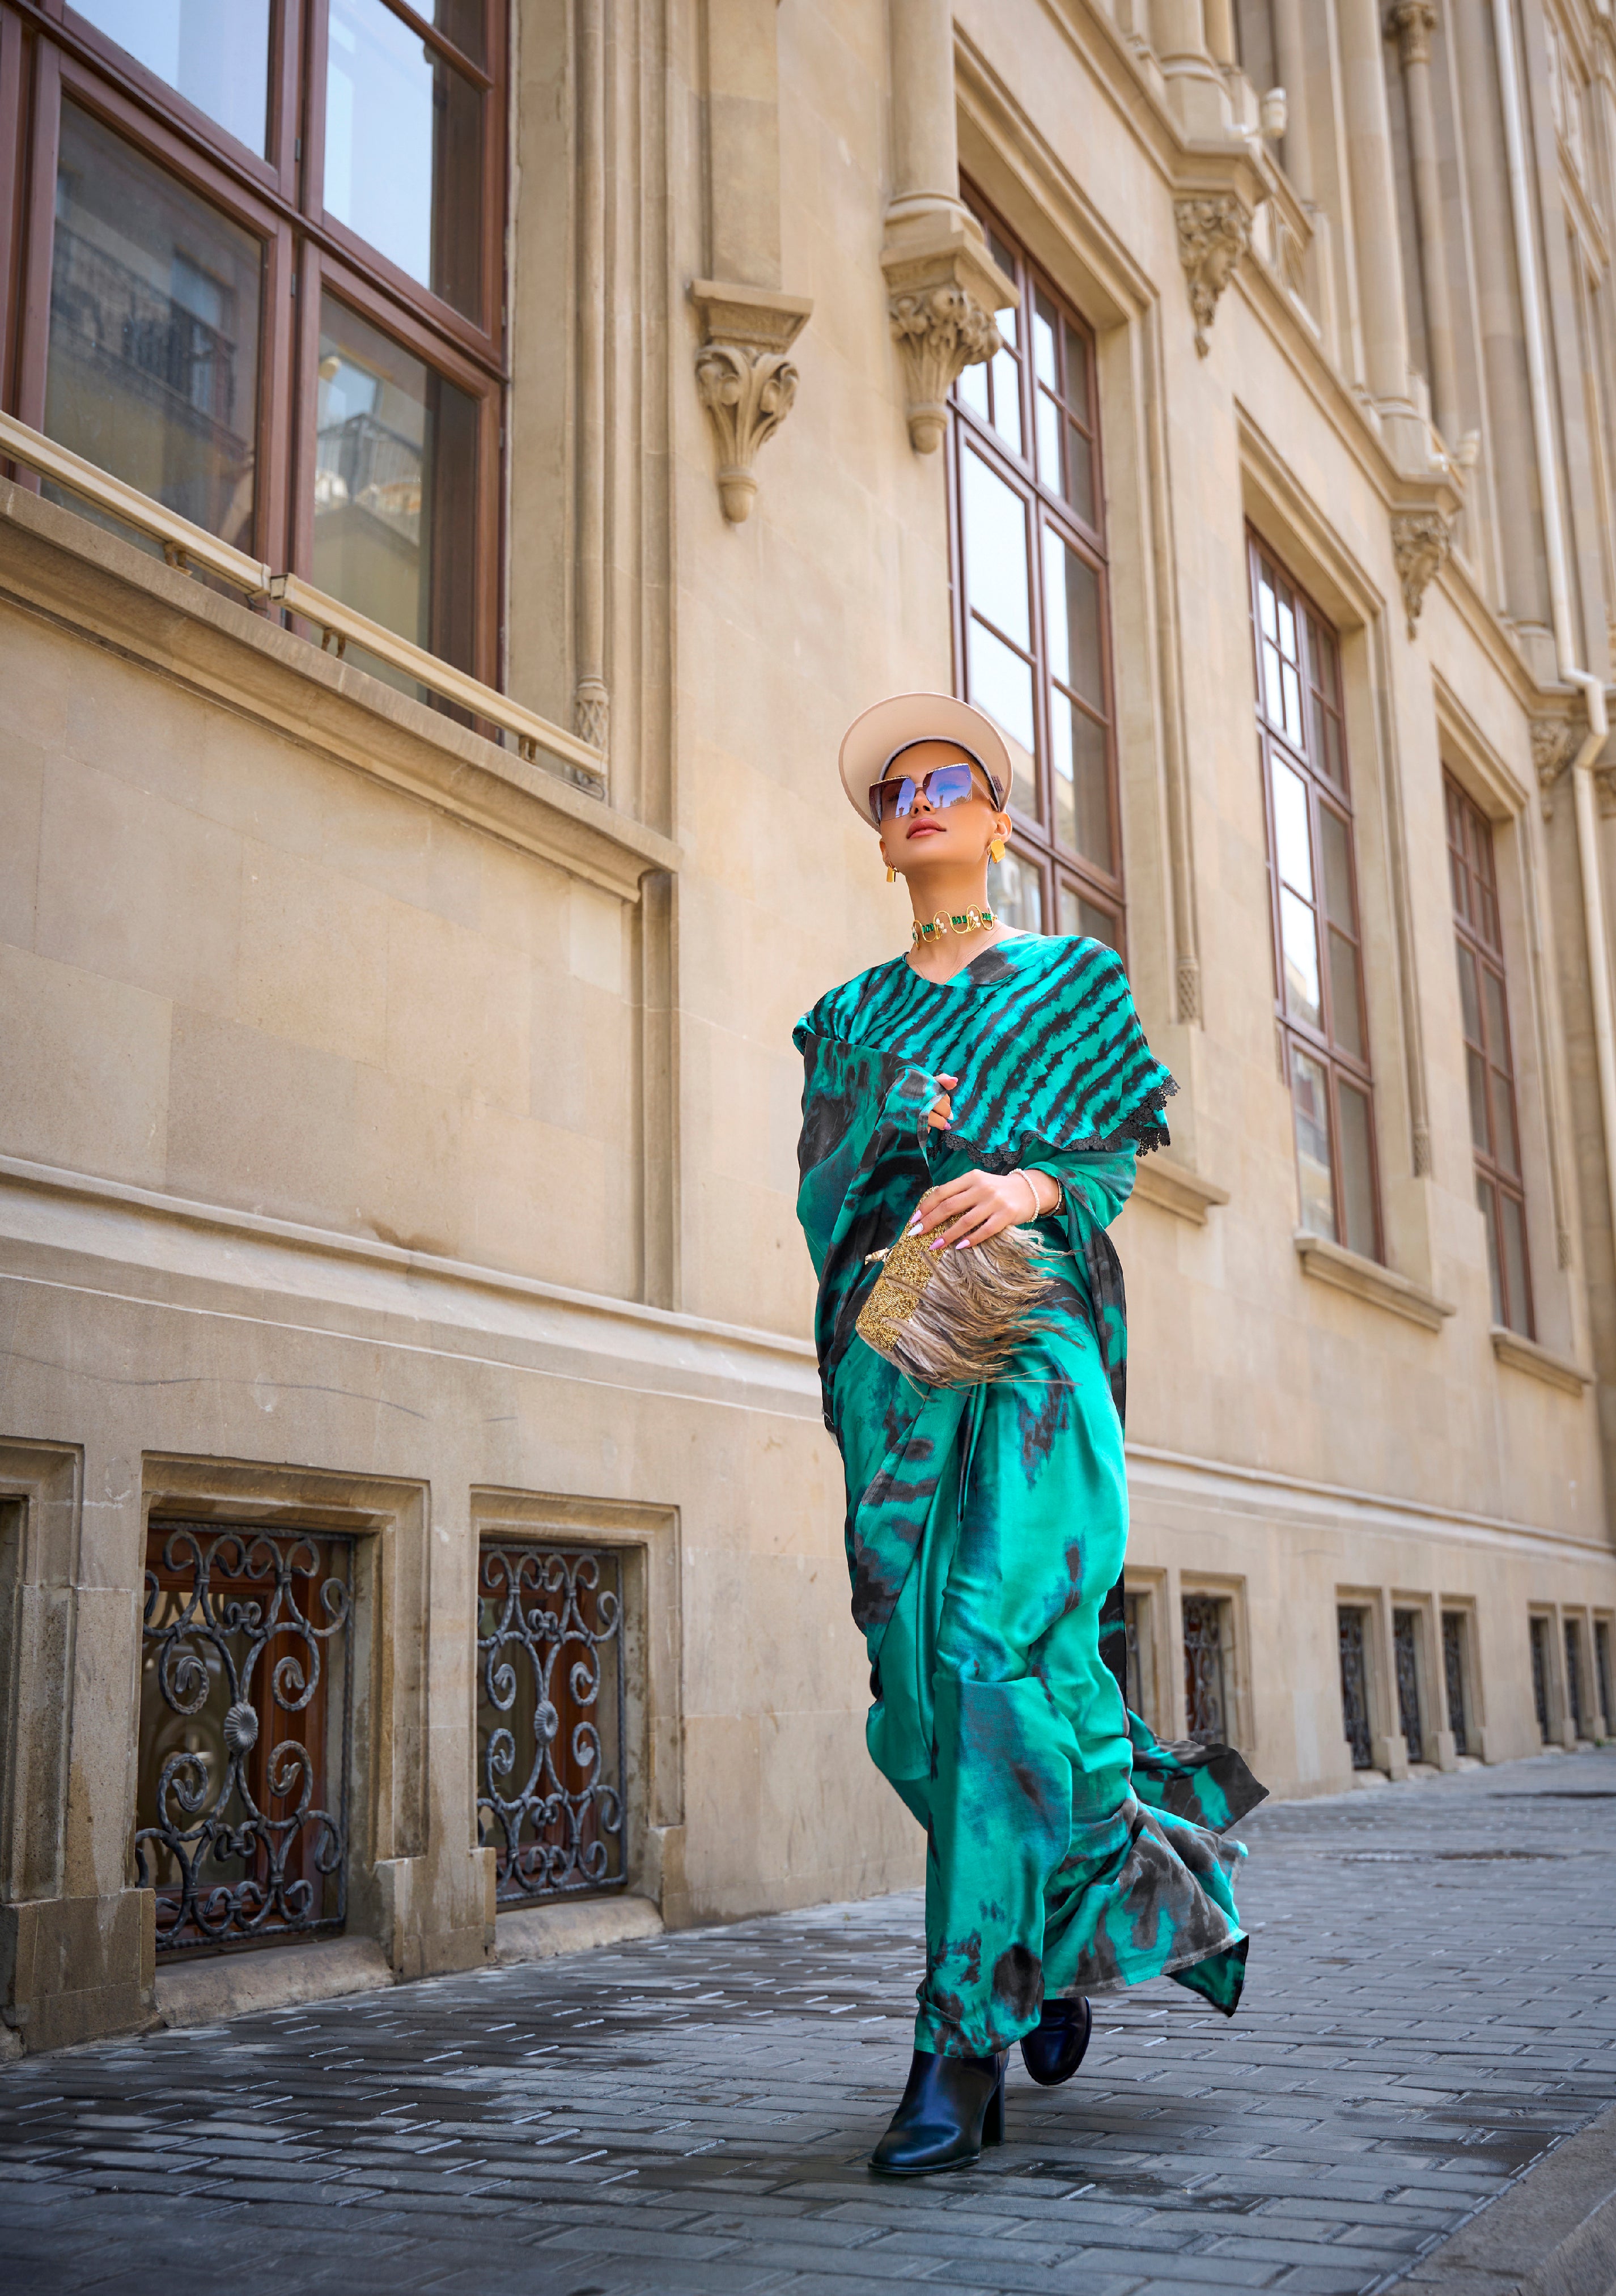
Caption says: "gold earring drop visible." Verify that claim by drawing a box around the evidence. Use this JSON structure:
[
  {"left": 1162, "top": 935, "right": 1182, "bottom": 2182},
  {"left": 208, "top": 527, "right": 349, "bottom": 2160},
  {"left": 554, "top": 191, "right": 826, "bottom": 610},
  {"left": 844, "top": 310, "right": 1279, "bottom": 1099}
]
[
  {"left": 989, "top": 837, "right": 1006, "bottom": 864},
  {"left": 885, "top": 863, "right": 897, "bottom": 883}
]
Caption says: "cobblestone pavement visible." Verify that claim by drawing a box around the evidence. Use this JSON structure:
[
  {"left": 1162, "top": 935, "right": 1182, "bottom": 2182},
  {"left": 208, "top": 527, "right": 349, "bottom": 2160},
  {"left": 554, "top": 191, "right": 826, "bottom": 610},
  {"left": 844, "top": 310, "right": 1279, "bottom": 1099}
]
[{"left": 3, "top": 1751, "right": 1615, "bottom": 2296}]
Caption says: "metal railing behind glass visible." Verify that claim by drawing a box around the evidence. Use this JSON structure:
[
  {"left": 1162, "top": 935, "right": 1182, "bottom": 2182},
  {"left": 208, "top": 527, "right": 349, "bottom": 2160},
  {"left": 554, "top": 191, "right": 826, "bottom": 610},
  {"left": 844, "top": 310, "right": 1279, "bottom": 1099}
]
[
  {"left": 476, "top": 1542, "right": 627, "bottom": 1904},
  {"left": 1338, "top": 1607, "right": 1373, "bottom": 1768},
  {"left": 136, "top": 1522, "right": 354, "bottom": 1954}
]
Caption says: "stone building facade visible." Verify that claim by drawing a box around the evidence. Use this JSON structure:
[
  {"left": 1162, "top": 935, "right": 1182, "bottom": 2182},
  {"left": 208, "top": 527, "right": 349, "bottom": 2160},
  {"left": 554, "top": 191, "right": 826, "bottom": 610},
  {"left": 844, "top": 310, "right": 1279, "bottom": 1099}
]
[{"left": 2, "top": 0, "right": 1615, "bottom": 2054}]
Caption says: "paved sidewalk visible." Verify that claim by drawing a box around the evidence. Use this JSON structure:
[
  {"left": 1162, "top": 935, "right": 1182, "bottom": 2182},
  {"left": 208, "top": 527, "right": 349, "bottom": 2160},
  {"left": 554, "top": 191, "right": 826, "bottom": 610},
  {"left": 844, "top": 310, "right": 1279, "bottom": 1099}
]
[{"left": 2, "top": 1752, "right": 1614, "bottom": 2295}]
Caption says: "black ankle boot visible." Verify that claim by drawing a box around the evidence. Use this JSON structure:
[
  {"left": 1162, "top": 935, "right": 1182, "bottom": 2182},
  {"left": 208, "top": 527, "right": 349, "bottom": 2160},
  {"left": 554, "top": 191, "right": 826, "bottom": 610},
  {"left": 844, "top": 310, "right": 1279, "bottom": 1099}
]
[
  {"left": 869, "top": 2047, "right": 1006, "bottom": 2176},
  {"left": 1019, "top": 1994, "right": 1092, "bottom": 2087}
]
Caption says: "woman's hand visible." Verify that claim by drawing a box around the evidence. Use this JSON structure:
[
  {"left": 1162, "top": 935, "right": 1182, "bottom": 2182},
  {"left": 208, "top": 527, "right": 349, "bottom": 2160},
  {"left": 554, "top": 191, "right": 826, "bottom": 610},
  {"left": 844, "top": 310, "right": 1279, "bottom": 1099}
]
[
  {"left": 925, "top": 1073, "right": 959, "bottom": 1131},
  {"left": 911, "top": 1168, "right": 1060, "bottom": 1250}
]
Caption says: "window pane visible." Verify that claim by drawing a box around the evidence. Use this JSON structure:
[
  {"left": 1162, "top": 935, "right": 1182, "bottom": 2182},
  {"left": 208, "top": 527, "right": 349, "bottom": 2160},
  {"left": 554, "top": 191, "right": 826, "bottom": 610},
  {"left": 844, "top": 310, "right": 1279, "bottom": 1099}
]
[
  {"left": 46, "top": 104, "right": 262, "bottom": 551},
  {"left": 1280, "top": 889, "right": 1322, "bottom": 1028},
  {"left": 1044, "top": 530, "right": 1104, "bottom": 705},
  {"left": 1063, "top": 317, "right": 1091, "bottom": 425},
  {"left": 1477, "top": 1175, "right": 1504, "bottom": 1323},
  {"left": 1058, "top": 884, "right": 1115, "bottom": 945},
  {"left": 1064, "top": 419, "right": 1095, "bottom": 525},
  {"left": 1033, "top": 288, "right": 1059, "bottom": 388},
  {"left": 988, "top": 327, "right": 1023, "bottom": 456},
  {"left": 1318, "top": 807, "right": 1355, "bottom": 927},
  {"left": 325, "top": 0, "right": 483, "bottom": 319},
  {"left": 1327, "top": 929, "right": 1364, "bottom": 1058},
  {"left": 990, "top": 848, "right": 1042, "bottom": 931},
  {"left": 1500, "top": 1191, "right": 1531, "bottom": 1334},
  {"left": 1036, "top": 391, "right": 1063, "bottom": 494},
  {"left": 1490, "top": 1066, "right": 1521, "bottom": 1174},
  {"left": 1456, "top": 943, "right": 1483, "bottom": 1045},
  {"left": 1271, "top": 758, "right": 1313, "bottom": 895},
  {"left": 1482, "top": 967, "right": 1511, "bottom": 1069},
  {"left": 957, "top": 356, "right": 990, "bottom": 422},
  {"left": 1292, "top": 1048, "right": 1336, "bottom": 1241},
  {"left": 74, "top": 0, "right": 271, "bottom": 155},
  {"left": 314, "top": 295, "right": 479, "bottom": 680},
  {"left": 1467, "top": 1046, "right": 1491, "bottom": 1157},
  {"left": 1258, "top": 562, "right": 1278, "bottom": 642},
  {"left": 432, "top": 0, "right": 487, "bottom": 67},
  {"left": 1337, "top": 1081, "right": 1377, "bottom": 1260},
  {"left": 967, "top": 619, "right": 1037, "bottom": 774},
  {"left": 961, "top": 451, "right": 1031, "bottom": 645},
  {"left": 1050, "top": 697, "right": 1110, "bottom": 867}
]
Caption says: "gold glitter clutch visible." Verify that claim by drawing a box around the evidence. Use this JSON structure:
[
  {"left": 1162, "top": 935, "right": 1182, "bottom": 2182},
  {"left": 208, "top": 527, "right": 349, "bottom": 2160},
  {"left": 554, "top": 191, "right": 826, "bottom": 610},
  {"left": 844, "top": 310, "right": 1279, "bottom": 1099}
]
[{"left": 856, "top": 1203, "right": 1062, "bottom": 1387}]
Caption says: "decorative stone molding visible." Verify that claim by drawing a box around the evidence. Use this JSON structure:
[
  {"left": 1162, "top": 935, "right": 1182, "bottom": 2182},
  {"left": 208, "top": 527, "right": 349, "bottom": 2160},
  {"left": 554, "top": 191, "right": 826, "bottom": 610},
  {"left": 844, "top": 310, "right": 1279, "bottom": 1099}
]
[
  {"left": 1175, "top": 194, "right": 1252, "bottom": 355},
  {"left": 881, "top": 204, "right": 1016, "bottom": 452},
  {"left": 1531, "top": 715, "right": 1577, "bottom": 819},
  {"left": 1386, "top": 1, "right": 1437, "bottom": 68},
  {"left": 1390, "top": 507, "right": 1454, "bottom": 636},
  {"left": 1293, "top": 1230, "right": 1456, "bottom": 1331},
  {"left": 574, "top": 678, "right": 609, "bottom": 752},
  {"left": 1490, "top": 1326, "right": 1591, "bottom": 1396},
  {"left": 1129, "top": 1157, "right": 1231, "bottom": 1226},
  {"left": 1176, "top": 953, "right": 1202, "bottom": 1025},
  {"left": 689, "top": 281, "right": 813, "bottom": 524}
]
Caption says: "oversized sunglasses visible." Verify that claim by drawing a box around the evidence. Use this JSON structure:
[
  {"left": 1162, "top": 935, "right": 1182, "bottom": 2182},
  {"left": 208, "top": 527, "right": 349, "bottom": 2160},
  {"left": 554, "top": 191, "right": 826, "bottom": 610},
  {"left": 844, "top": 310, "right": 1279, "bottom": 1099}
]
[{"left": 868, "top": 761, "right": 1000, "bottom": 822}]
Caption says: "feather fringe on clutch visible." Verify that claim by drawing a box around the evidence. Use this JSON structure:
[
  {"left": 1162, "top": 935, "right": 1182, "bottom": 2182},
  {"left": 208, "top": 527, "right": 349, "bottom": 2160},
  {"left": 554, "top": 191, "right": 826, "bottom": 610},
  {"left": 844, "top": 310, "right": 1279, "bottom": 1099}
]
[{"left": 855, "top": 1213, "right": 1062, "bottom": 1387}]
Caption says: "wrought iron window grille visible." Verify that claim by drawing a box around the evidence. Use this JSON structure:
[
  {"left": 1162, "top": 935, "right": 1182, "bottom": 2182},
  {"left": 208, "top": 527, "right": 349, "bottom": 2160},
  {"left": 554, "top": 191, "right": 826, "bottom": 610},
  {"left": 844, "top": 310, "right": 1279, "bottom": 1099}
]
[
  {"left": 135, "top": 1522, "right": 354, "bottom": 1954},
  {"left": 1565, "top": 1621, "right": 1585, "bottom": 1738},
  {"left": 1597, "top": 1621, "right": 1613, "bottom": 1738},
  {"left": 1181, "top": 1594, "right": 1229, "bottom": 1747},
  {"left": 1393, "top": 1610, "right": 1423, "bottom": 1765},
  {"left": 1530, "top": 1615, "right": 1552, "bottom": 1742},
  {"left": 477, "top": 1542, "right": 627, "bottom": 1904},
  {"left": 1338, "top": 1607, "right": 1372, "bottom": 1768},
  {"left": 1442, "top": 1612, "right": 1469, "bottom": 1759}
]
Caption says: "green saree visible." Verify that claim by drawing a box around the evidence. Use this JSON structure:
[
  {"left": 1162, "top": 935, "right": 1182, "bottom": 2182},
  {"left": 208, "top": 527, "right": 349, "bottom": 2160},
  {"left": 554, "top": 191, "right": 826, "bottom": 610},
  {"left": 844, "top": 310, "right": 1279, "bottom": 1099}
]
[{"left": 795, "top": 933, "right": 1265, "bottom": 2060}]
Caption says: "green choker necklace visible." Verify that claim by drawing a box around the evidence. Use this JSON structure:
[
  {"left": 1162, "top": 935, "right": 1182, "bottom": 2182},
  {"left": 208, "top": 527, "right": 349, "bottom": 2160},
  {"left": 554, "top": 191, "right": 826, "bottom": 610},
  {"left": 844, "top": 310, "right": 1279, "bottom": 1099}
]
[{"left": 911, "top": 906, "right": 996, "bottom": 949}]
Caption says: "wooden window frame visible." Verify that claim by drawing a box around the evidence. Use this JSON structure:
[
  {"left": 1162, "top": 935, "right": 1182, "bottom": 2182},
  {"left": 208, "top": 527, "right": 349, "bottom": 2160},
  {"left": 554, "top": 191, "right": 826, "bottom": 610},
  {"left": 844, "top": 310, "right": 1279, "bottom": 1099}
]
[
  {"left": 1248, "top": 528, "right": 1384, "bottom": 1263},
  {"left": 1445, "top": 771, "right": 1534, "bottom": 1337},
  {"left": 947, "top": 187, "right": 1124, "bottom": 951},
  {"left": 1, "top": 0, "right": 507, "bottom": 687}
]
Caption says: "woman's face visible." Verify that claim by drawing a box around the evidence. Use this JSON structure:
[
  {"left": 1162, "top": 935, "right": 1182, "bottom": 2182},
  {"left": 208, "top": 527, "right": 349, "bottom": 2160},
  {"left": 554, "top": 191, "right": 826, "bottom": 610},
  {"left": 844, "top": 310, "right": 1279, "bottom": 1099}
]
[{"left": 874, "top": 740, "right": 1007, "bottom": 875}]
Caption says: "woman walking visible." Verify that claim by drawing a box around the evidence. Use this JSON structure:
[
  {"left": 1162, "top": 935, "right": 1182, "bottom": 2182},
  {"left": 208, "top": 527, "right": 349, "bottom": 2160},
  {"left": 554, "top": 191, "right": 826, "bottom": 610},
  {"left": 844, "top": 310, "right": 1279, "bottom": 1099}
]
[{"left": 794, "top": 694, "right": 1265, "bottom": 2176}]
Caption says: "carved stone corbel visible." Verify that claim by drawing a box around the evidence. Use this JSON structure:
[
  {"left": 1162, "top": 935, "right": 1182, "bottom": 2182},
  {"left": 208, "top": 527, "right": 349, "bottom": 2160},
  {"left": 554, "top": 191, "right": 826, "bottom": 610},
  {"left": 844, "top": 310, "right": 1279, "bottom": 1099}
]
[
  {"left": 1531, "top": 716, "right": 1576, "bottom": 820},
  {"left": 690, "top": 280, "right": 813, "bottom": 524},
  {"left": 1391, "top": 507, "right": 1455, "bottom": 637},
  {"left": 1175, "top": 194, "right": 1252, "bottom": 355},
  {"left": 881, "top": 207, "right": 1015, "bottom": 452}
]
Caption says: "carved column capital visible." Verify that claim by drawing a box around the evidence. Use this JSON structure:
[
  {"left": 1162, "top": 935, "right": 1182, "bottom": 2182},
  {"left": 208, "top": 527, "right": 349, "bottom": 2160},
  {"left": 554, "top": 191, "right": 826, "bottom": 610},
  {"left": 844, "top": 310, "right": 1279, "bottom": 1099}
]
[
  {"left": 1174, "top": 194, "right": 1251, "bottom": 355},
  {"left": 1532, "top": 716, "right": 1577, "bottom": 819},
  {"left": 1386, "top": 1, "right": 1437, "bottom": 67},
  {"left": 881, "top": 205, "right": 1017, "bottom": 452},
  {"left": 1390, "top": 506, "right": 1454, "bottom": 636},
  {"left": 689, "top": 280, "right": 813, "bottom": 524}
]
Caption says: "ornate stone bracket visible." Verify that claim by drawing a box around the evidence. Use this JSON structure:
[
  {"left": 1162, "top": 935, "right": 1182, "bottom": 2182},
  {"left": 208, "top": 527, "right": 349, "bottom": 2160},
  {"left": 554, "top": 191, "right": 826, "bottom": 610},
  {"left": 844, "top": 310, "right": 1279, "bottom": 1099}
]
[
  {"left": 1176, "top": 194, "right": 1252, "bottom": 355},
  {"left": 1390, "top": 507, "right": 1455, "bottom": 637},
  {"left": 1531, "top": 715, "right": 1577, "bottom": 820},
  {"left": 689, "top": 281, "right": 813, "bottom": 524},
  {"left": 881, "top": 203, "right": 1016, "bottom": 452}
]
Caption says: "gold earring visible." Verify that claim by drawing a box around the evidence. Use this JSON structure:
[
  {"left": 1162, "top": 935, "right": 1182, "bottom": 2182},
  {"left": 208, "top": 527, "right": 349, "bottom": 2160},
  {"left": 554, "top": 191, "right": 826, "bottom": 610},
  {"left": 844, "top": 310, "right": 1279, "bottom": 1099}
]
[
  {"left": 885, "top": 863, "right": 897, "bottom": 883},
  {"left": 989, "top": 837, "right": 1006, "bottom": 864}
]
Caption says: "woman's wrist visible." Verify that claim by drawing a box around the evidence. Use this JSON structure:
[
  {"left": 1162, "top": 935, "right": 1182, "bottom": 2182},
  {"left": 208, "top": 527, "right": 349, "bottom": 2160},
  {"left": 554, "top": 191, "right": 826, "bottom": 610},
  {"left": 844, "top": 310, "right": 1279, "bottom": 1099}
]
[{"left": 1012, "top": 1168, "right": 1063, "bottom": 1221}]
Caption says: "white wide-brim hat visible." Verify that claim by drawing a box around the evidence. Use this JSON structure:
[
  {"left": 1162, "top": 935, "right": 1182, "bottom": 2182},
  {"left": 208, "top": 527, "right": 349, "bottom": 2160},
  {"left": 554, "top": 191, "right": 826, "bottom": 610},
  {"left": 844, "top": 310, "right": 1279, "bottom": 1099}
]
[{"left": 837, "top": 693, "right": 1015, "bottom": 825}]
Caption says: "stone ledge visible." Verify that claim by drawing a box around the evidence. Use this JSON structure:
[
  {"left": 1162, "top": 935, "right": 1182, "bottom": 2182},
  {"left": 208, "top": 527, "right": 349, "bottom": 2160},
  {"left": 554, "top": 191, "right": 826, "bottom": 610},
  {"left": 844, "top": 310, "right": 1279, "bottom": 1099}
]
[
  {"left": 1294, "top": 1230, "right": 1456, "bottom": 1332},
  {"left": 1491, "top": 1327, "right": 1592, "bottom": 1398},
  {"left": 494, "top": 1894, "right": 663, "bottom": 1967},
  {"left": 1129, "top": 1157, "right": 1231, "bottom": 1225},
  {"left": 155, "top": 1936, "right": 393, "bottom": 2028}
]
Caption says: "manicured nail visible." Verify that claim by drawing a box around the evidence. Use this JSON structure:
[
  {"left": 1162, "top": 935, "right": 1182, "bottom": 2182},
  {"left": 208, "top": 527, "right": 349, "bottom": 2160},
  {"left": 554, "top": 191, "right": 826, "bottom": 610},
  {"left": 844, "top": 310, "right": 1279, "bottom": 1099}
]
[
  {"left": 907, "top": 1217, "right": 922, "bottom": 1234},
  {"left": 928, "top": 1238, "right": 946, "bottom": 1252}
]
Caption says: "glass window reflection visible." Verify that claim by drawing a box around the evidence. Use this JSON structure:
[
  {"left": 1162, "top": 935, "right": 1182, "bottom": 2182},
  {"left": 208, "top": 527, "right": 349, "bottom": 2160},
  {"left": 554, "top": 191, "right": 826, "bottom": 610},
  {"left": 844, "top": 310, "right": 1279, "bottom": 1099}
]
[
  {"left": 73, "top": 0, "right": 272, "bottom": 156},
  {"left": 46, "top": 104, "right": 262, "bottom": 551},
  {"left": 314, "top": 296, "right": 478, "bottom": 689},
  {"left": 325, "top": 0, "right": 483, "bottom": 319}
]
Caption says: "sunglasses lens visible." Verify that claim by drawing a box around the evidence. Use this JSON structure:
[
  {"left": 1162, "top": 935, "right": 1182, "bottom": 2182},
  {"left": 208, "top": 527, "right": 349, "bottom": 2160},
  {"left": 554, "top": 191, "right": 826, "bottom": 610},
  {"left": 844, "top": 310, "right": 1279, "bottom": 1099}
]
[{"left": 929, "top": 765, "right": 975, "bottom": 808}]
